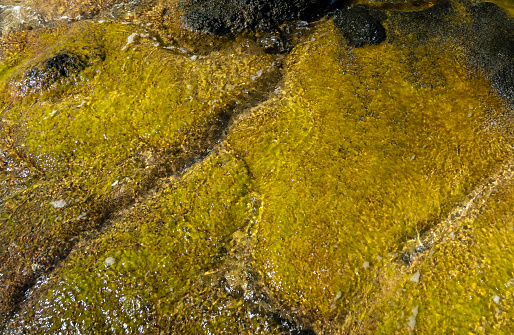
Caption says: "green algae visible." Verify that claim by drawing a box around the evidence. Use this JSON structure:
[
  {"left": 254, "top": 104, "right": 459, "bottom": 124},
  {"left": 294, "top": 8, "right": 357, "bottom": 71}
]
[
  {"left": 0, "top": 19, "right": 280, "bottom": 323},
  {"left": 11, "top": 151, "right": 262, "bottom": 333},
  {"left": 227, "top": 19, "right": 510, "bottom": 319},
  {"left": 2, "top": 1, "right": 514, "bottom": 333},
  {"left": 1, "top": 19, "right": 278, "bottom": 180},
  {"left": 369, "top": 174, "right": 514, "bottom": 334}
]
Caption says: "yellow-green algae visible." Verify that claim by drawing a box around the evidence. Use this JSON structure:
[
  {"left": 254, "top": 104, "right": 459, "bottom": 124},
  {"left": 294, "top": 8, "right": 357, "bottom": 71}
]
[
  {"left": 12, "top": 151, "right": 275, "bottom": 333},
  {"left": 2, "top": 2, "right": 514, "bottom": 333},
  {"left": 0, "top": 19, "right": 279, "bottom": 322},
  {"left": 353, "top": 0, "right": 443, "bottom": 12},
  {"left": 366, "top": 174, "right": 514, "bottom": 334},
  {"left": 227, "top": 19, "right": 510, "bottom": 321}
]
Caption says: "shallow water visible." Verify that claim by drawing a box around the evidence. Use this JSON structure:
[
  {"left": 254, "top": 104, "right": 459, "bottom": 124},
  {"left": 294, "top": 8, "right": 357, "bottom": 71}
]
[{"left": 1, "top": 0, "right": 514, "bottom": 334}]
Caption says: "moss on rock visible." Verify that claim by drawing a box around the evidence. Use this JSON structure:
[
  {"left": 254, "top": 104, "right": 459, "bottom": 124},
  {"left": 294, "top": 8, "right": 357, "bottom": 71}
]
[
  {"left": 2, "top": 0, "right": 514, "bottom": 333},
  {"left": 0, "top": 19, "right": 280, "bottom": 325},
  {"left": 366, "top": 172, "right": 514, "bottom": 334},
  {"left": 8, "top": 151, "right": 264, "bottom": 333},
  {"left": 227, "top": 18, "right": 509, "bottom": 321}
]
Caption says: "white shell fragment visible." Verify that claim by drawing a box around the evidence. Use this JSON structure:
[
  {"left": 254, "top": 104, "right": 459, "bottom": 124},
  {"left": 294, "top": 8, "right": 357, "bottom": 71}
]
[
  {"left": 410, "top": 270, "right": 420, "bottom": 283},
  {"left": 50, "top": 200, "right": 67, "bottom": 208},
  {"left": 407, "top": 305, "right": 419, "bottom": 330},
  {"left": 104, "top": 257, "right": 116, "bottom": 267}
]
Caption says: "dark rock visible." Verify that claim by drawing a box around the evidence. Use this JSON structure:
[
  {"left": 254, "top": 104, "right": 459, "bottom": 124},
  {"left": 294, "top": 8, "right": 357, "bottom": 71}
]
[
  {"left": 493, "top": 66, "right": 514, "bottom": 103},
  {"left": 180, "top": 0, "right": 332, "bottom": 35},
  {"left": 469, "top": 2, "right": 514, "bottom": 76},
  {"left": 467, "top": 2, "right": 514, "bottom": 104},
  {"left": 332, "top": 5, "right": 386, "bottom": 48},
  {"left": 385, "top": 0, "right": 455, "bottom": 45},
  {"left": 44, "top": 53, "right": 85, "bottom": 79},
  {"left": 10, "top": 51, "right": 91, "bottom": 96}
]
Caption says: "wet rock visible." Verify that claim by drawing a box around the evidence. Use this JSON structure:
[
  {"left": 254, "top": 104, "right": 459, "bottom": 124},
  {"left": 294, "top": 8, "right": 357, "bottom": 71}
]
[
  {"left": 493, "top": 66, "right": 514, "bottom": 103},
  {"left": 227, "top": 16, "right": 509, "bottom": 323},
  {"left": 468, "top": 1, "right": 514, "bottom": 100},
  {"left": 180, "top": 0, "right": 332, "bottom": 35},
  {"left": 0, "top": 19, "right": 282, "bottom": 329},
  {"left": 11, "top": 52, "right": 87, "bottom": 96},
  {"left": 43, "top": 52, "right": 85, "bottom": 78},
  {"left": 332, "top": 5, "right": 386, "bottom": 47},
  {"left": 385, "top": 0, "right": 455, "bottom": 45}
]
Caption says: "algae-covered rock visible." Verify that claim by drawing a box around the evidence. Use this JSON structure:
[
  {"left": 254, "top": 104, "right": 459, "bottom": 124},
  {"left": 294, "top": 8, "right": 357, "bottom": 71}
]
[
  {"left": 6, "top": 152, "right": 254, "bottom": 333},
  {"left": 0, "top": 18, "right": 281, "bottom": 326},
  {"left": 227, "top": 14, "right": 510, "bottom": 329},
  {"left": 364, "top": 170, "right": 514, "bottom": 334},
  {"left": 5, "top": 151, "right": 314, "bottom": 333},
  {"left": 2, "top": 0, "right": 514, "bottom": 333}
]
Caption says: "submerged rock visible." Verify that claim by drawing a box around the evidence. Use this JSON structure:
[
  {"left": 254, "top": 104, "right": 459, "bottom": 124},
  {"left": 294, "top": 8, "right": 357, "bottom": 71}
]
[
  {"left": 468, "top": 1, "right": 514, "bottom": 102},
  {"left": 9, "top": 51, "right": 94, "bottom": 96},
  {"left": 332, "top": 5, "right": 386, "bottom": 47},
  {"left": 493, "top": 66, "right": 514, "bottom": 103},
  {"left": 180, "top": 0, "right": 332, "bottom": 35},
  {"left": 2, "top": 0, "right": 514, "bottom": 333},
  {"left": 0, "top": 19, "right": 282, "bottom": 328}
]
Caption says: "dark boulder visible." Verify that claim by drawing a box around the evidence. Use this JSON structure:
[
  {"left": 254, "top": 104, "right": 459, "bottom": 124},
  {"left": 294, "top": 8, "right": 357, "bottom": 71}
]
[
  {"left": 332, "top": 5, "right": 386, "bottom": 48},
  {"left": 180, "top": 0, "right": 332, "bottom": 35}
]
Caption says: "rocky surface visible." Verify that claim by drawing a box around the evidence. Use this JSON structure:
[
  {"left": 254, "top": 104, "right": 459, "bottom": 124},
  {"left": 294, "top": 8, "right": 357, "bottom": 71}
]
[
  {"left": 180, "top": 0, "right": 332, "bottom": 35},
  {"left": 332, "top": 5, "right": 386, "bottom": 47},
  {"left": 1, "top": 0, "right": 514, "bottom": 334}
]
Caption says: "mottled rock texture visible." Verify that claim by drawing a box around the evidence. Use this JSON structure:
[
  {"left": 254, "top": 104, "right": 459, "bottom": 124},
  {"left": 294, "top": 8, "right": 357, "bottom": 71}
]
[{"left": 180, "top": 0, "right": 332, "bottom": 34}]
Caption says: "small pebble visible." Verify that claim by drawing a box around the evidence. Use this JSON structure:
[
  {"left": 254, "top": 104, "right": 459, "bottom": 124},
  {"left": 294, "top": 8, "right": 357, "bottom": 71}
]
[
  {"left": 50, "top": 200, "right": 67, "bottom": 208},
  {"left": 105, "top": 257, "right": 116, "bottom": 267},
  {"left": 410, "top": 270, "right": 420, "bottom": 283},
  {"left": 407, "top": 305, "right": 419, "bottom": 330}
]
